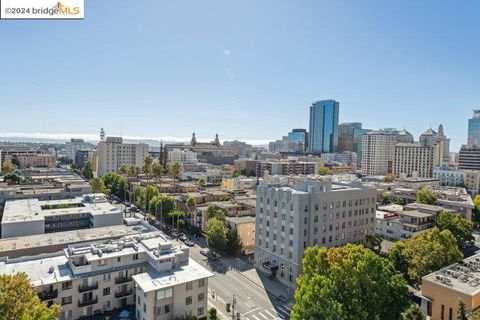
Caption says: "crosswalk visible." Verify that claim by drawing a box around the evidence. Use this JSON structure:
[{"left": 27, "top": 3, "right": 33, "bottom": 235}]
[{"left": 242, "top": 304, "right": 292, "bottom": 320}]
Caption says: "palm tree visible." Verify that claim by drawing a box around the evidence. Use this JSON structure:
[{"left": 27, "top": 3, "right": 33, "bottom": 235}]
[
  {"left": 142, "top": 156, "right": 154, "bottom": 183},
  {"left": 152, "top": 163, "right": 163, "bottom": 182},
  {"left": 168, "top": 162, "right": 182, "bottom": 193},
  {"left": 187, "top": 196, "right": 196, "bottom": 226}
]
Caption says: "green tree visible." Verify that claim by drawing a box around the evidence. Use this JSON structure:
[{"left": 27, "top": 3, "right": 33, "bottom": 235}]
[
  {"left": 0, "top": 273, "right": 60, "bottom": 319},
  {"left": 198, "top": 178, "right": 206, "bottom": 187},
  {"left": 3, "top": 173, "right": 24, "bottom": 184},
  {"left": 292, "top": 244, "right": 409, "bottom": 320},
  {"left": 437, "top": 211, "right": 474, "bottom": 246},
  {"left": 384, "top": 174, "right": 396, "bottom": 182},
  {"left": 71, "top": 168, "right": 82, "bottom": 176},
  {"left": 401, "top": 303, "right": 425, "bottom": 320},
  {"left": 10, "top": 156, "right": 21, "bottom": 168},
  {"left": 416, "top": 188, "right": 437, "bottom": 205},
  {"left": 169, "top": 162, "right": 182, "bottom": 192},
  {"left": 168, "top": 210, "right": 185, "bottom": 232},
  {"left": 119, "top": 165, "right": 128, "bottom": 175},
  {"left": 208, "top": 307, "right": 219, "bottom": 320},
  {"left": 82, "top": 161, "right": 93, "bottom": 180},
  {"left": 382, "top": 192, "right": 391, "bottom": 205},
  {"left": 128, "top": 165, "right": 140, "bottom": 180},
  {"left": 318, "top": 166, "right": 332, "bottom": 175},
  {"left": 457, "top": 299, "right": 468, "bottom": 320},
  {"left": 90, "top": 177, "right": 108, "bottom": 195},
  {"left": 102, "top": 173, "right": 129, "bottom": 200},
  {"left": 390, "top": 228, "right": 462, "bottom": 285},
  {"left": 1, "top": 160, "right": 17, "bottom": 174},
  {"left": 226, "top": 226, "right": 243, "bottom": 257},
  {"left": 152, "top": 163, "right": 163, "bottom": 181},
  {"left": 151, "top": 195, "right": 175, "bottom": 222},
  {"left": 365, "top": 234, "right": 383, "bottom": 253},
  {"left": 473, "top": 195, "right": 480, "bottom": 223},
  {"left": 206, "top": 204, "right": 225, "bottom": 221},
  {"left": 393, "top": 196, "right": 405, "bottom": 205},
  {"left": 206, "top": 218, "right": 227, "bottom": 254}
]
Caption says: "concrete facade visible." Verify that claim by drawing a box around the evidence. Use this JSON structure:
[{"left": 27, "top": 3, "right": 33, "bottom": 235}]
[{"left": 96, "top": 137, "right": 148, "bottom": 177}]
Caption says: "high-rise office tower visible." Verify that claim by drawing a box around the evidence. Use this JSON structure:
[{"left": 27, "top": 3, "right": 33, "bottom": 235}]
[
  {"left": 468, "top": 110, "right": 480, "bottom": 147},
  {"left": 338, "top": 122, "right": 362, "bottom": 152},
  {"left": 287, "top": 128, "right": 308, "bottom": 152},
  {"left": 308, "top": 100, "right": 339, "bottom": 154}
]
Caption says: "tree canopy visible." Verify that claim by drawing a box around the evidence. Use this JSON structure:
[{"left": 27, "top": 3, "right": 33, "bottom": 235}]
[
  {"left": 90, "top": 177, "right": 108, "bottom": 195},
  {"left": 318, "top": 166, "right": 332, "bottom": 176},
  {"left": 206, "top": 218, "right": 227, "bottom": 254},
  {"left": 1, "top": 160, "right": 17, "bottom": 174},
  {"left": 102, "top": 173, "right": 128, "bottom": 200},
  {"left": 226, "top": 226, "right": 243, "bottom": 257},
  {"left": 292, "top": 244, "right": 409, "bottom": 320},
  {"left": 389, "top": 227, "right": 463, "bottom": 285},
  {"left": 416, "top": 188, "right": 437, "bottom": 205},
  {"left": 384, "top": 174, "right": 396, "bottom": 182},
  {"left": 436, "top": 211, "right": 473, "bottom": 246},
  {"left": 0, "top": 273, "right": 60, "bottom": 320},
  {"left": 401, "top": 303, "right": 425, "bottom": 320}
]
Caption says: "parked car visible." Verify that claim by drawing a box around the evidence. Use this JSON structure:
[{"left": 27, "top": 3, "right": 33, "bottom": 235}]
[
  {"left": 184, "top": 240, "right": 194, "bottom": 247},
  {"left": 200, "top": 248, "right": 210, "bottom": 256},
  {"left": 208, "top": 252, "right": 220, "bottom": 261},
  {"left": 179, "top": 234, "right": 187, "bottom": 242},
  {"left": 172, "top": 231, "right": 178, "bottom": 238}
]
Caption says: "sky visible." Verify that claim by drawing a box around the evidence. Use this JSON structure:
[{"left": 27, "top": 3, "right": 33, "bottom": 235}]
[{"left": 0, "top": 0, "right": 479, "bottom": 150}]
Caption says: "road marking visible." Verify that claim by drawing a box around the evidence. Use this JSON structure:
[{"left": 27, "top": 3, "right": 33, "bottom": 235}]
[
  {"left": 257, "top": 312, "right": 270, "bottom": 319},
  {"left": 276, "top": 305, "right": 292, "bottom": 314},
  {"left": 262, "top": 309, "right": 275, "bottom": 318},
  {"left": 271, "top": 308, "right": 287, "bottom": 318},
  {"left": 242, "top": 307, "right": 262, "bottom": 317},
  {"left": 250, "top": 315, "right": 262, "bottom": 320}
]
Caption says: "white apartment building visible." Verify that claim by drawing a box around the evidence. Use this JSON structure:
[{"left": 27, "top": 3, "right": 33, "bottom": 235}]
[
  {"left": 1, "top": 194, "right": 122, "bottom": 238},
  {"left": 361, "top": 131, "right": 398, "bottom": 176},
  {"left": 255, "top": 179, "right": 376, "bottom": 288},
  {"left": 433, "top": 165, "right": 466, "bottom": 187},
  {"left": 0, "top": 233, "right": 212, "bottom": 320},
  {"left": 167, "top": 149, "right": 198, "bottom": 164},
  {"left": 65, "top": 139, "right": 92, "bottom": 160},
  {"left": 393, "top": 142, "right": 444, "bottom": 178},
  {"left": 96, "top": 137, "right": 148, "bottom": 177}
]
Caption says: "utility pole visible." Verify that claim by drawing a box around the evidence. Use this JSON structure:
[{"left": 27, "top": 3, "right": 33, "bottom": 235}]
[{"left": 232, "top": 294, "right": 236, "bottom": 320}]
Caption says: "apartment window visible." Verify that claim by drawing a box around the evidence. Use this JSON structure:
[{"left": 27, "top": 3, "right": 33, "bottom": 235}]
[
  {"left": 186, "top": 282, "right": 193, "bottom": 291},
  {"left": 288, "top": 251, "right": 293, "bottom": 259},
  {"left": 102, "top": 300, "right": 110, "bottom": 311},
  {"left": 143, "top": 303, "right": 146, "bottom": 312},
  {"left": 449, "top": 308, "right": 452, "bottom": 320},
  {"left": 186, "top": 296, "right": 193, "bottom": 305},
  {"left": 103, "top": 273, "right": 111, "bottom": 282},
  {"left": 197, "top": 307, "right": 204, "bottom": 317},
  {"left": 62, "top": 281, "right": 72, "bottom": 290},
  {"left": 198, "top": 279, "right": 205, "bottom": 288},
  {"left": 133, "top": 253, "right": 139, "bottom": 261},
  {"left": 98, "top": 259, "right": 106, "bottom": 266},
  {"left": 165, "top": 304, "right": 171, "bottom": 314},
  {"left": 103, "top": 287, "right": 110, "bottom": 296},
  {"left": 61, "top": 296, "right": 72, "bottom": 305},
  {"left": 198, "top": 293, "right": 205, "bottom": 302},
  {"left": 441, "top": 305, "right": 444, "bottom": 320},
  {"left": 117, "top": 257, "right": 121, "bottom": 263}
]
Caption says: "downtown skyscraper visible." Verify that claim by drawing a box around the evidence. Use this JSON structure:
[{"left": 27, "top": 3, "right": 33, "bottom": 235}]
[{"left": 308, "top": 100, "right": 339, "bottom": 154}]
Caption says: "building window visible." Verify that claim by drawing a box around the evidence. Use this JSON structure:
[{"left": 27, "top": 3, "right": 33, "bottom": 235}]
[
  {"left": 198, "top": 279, "right": 205, "bottom": 288},
  {"left": 103, "top": 287, "right": 110, "bottom": 296},
  {"left": 186, "top": 296, "right": 193, "bottom": 305},
  {"left": 197, "top": 307, "right": 204, "bottom": 316},
  {"left": 61, "top": 296, "right": 72, "bottom": 305},
  {"left": 62, "top": 281, "right": 72, "bottom": 290},
  {"left": 156, "top": 288, "right": 173, "bottom": 300},
  {"left": 186, "top": 282, "right": 193, "bottom": 291},
  {"left": 198, "top": 293, "right": 205, "bottom": 302},
  {"left": 103, "top": 273, "right": 111, "bottom": 282}
]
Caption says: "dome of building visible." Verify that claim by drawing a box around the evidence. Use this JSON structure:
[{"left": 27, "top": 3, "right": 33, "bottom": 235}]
[
  {"left": 397, "top": 129, "right": 414, "bottom": 143},
  {"left": 421, "top": 128, "right": 437, "bottom": 136}
]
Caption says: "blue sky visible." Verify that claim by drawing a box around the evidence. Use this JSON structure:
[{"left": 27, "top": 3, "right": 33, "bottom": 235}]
[{"left": 0, "top": 0, "right": 479, "bottom": 149}]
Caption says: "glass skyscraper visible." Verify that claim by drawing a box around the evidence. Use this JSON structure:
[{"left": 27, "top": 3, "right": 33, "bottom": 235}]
[
  {"left": 468, "top": 110, "right": 480, "bottom": 147},
  {"left": 308, "top": 100, "right": 339, "bottom": 154},
  {"left": 288, "top": 128, "right": 308, "bottom": 152}
]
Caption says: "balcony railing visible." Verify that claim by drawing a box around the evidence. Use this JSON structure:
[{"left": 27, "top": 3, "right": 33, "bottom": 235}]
[
  {"left": 78, "top": 296, "right": 98, "bottom": 308},
  {"left": 38, "top": 289, "right": 58, "bottom": 301},
  {"left": 114, "top": 288, "right": 134, "bottom": 298},
  {"left": 115, "top": 276, "right": 133, "bottom": 285},
  {"left": 78, "top": 282, "right": 98, "bottom": 293}
]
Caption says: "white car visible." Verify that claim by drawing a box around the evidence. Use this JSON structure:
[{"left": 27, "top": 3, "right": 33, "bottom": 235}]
[{"left": 200, "top": 248, "right": 210, "bottom": 256}]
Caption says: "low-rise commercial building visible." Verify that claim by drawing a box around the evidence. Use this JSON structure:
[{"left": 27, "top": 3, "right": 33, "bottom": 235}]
[
  {"left": 0, "top": 233, "right": 213, "bottom": 320},
  {"left": 4, "top": 153, "right": 56, "bottom": 169},
  {"left": 1, "top": 194, "right": 122, "bottom": 238}
]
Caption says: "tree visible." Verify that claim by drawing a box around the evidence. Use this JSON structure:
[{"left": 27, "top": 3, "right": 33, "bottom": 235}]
[
  {"left": 208, "top": 307, "right": 219, "bottom": 320},
  {"left": 10, "top": 156, "right": 21, "bottom": 168},
  {"left": 102, "top": 173, "right": 129, "bottom": 200},
  {"left": 292, "top": 244, "right": 409, "bottom": 320},
  {"left": 127, "top": 165, "right": 140, "bottom": 180},
  {"left": 389, "top": 228, "right": 462, "bottom": 285},
  {"left": 169, "top": 162, "right": 182, "bottom": 192},
  {"left": 318, "top": 166, "right": 332, "bottom": 175},
  {"left": 57, "top": 157, "right": 73, "bottom": 165},
  {"left": 82, "top": 161, "right": 93, "bottom": 180},
  {"left": 457, "top": 299, "right": 468, "bottom": 320},
  {"left": 206, "top": 204, "right": 225, "bottom": 221},
  {"left": 393, "top": 196, "right": 405, "bottom": 205},
  {"left": 168, "top": 210, "right": 185, "bottom": 232},
  {"left": 119, "top": 165, "right": 128, "bottom": 175},
  {"left": 226, "top": 226, "right": 243, "bottom": 257},
  {"left": 0, "top": 273, "right": 60, "bottom": 319},
  {"left": 206, "top": 218, "right": 227, "bottom": 254},
  {"left": 473, "top": 195, "right": 480, "bottom": 223},
  {"left": 437, "top": 211, "right": 474, "bottom": 246},
  {"left": 90, "top": 177, "right": 108, "bottom": 195},
  {"left": 142, "top": 156, "right": 154, "bottom": 182},
  {"left": 416, "top": 188, "right": 437, "bottom": 205},
  {"left": 401, "top": 303, "right": 425, "bottom": 320},
  {"left": 151, "top": 195, "right": 175, "bottom": 222},
  {"left": 71, "top": 168, "right": 82, "bottom": 176},
  {"left": 365, "top": 234, "right": 383, "bottom": 253},
  {"left": 3, "top": 173, "right": 24, "bottom": 184},
  {"left": 198, "top": 178, "right": 206, "bottom": 187},
  {"left": 382, "top": 192, "right": 391, "bottom": 205},
  {"left": 384, "top": 174, "right": 396, "bottom": 182},
  {"left": 152, "top": 163, "right": 163, "bottom": 181},
  {"left": 1, "top": 160, "right": 17, "bottom": 174}
]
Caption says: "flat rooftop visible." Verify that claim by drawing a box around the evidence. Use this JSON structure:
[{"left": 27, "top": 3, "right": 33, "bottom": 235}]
[
  {"left": 423, "top": 253, "right": 480, "bottom": 296},
  {"left": 226, "top": 216, "right": 256, "bottom": 224},
  {"left": 2, "top": 194, "right": 119, "bottom": 224},
  {"left": 133, "top": 258, "right": 213, "bottom": 292}
]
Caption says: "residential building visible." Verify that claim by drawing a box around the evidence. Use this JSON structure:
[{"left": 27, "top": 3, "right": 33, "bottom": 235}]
[
  {"left": 96, "top": 137, "right": 148, "bottom": 177},
  {"left": 256, "top": 159, "right": 318, "bottom": 177},
  {"left": 4, "top": 153, "right": 56, "bottom": 169},
  {"left": 223, "top": 140, "right": 252, "bottom": 157},
  {"left": 308, "top": 100, "right": 339, "bottom": 154},
  {"left": 464, "top": 170, "right": 480, "bottom": 195},
  {"left": 353, "top": 127, "right": 372, "bottom": 168},
  {"left": 226, "top": 216, "right": 256, "bottom": 252},
  {"left": 233, "top": 159, "right": 258, "bottom": 176},
  {"left": 433, "top": 165, "right": 466, "bottom": 187},
  {"left": 361, "top": 130, "right": 399, "bottom": 175},
  {"left": 321, "top": 151, "right": 357, "bottom": 167},
  {"left": 65, "top": 139, "right": 93, "bottom": 160},
  {"left": 468, "top": 109, "right": 480, "bottom": 147},
  {"left": 419, "top": 252, "right": 480, "bottom": 320},
  {"left": 75, "top": 149, "right": 94, "bottom": 169},
  {"left": 0, "top": 233, "right": 212, "bottom": 320},
  {"left": 167, "top": 149, "right": 198, "bottom": 164},
  {"left": 459, "top": 145, "right": 480, "bottom": 171},
  {"left": 1, "top": 194, "right": 122, "bottom": 238},
  {"left": 255, "top": 179, "right": 376, "bottom": 288},
  {"left": 393, "top": 142, "right": 444, "bottom": 178}
]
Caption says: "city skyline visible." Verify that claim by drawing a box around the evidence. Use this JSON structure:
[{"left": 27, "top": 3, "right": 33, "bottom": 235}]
[{"left": 1, "top": 1, "right": 479, "bottom": 151}]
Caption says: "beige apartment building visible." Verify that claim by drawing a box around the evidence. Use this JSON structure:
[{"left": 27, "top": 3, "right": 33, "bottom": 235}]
[
  {"left": 0, "top": 233, "right": 212, "bottom": 320},
  {"left": 226, "top": 216, "right": 256, "bottom": 252},
  {"left": 255, "top": 179, "right": 376, "bottom": 288},
  {"left": 5, "top": 153, "right": 56, "bottom": 169},
  {"left": 96, "top": 137, "right": 148, "bottom": 177},
  {"left": 361, "top": 130, "right": 399, "bottom": 175},
  {"left": 393, "top": 142, "right": 444, "bottom": 178},
  {"left": 420, "top": 252, "right": 480, "bottom": 320}
]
